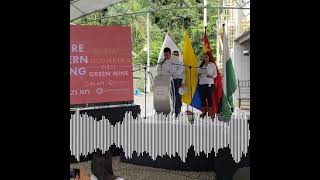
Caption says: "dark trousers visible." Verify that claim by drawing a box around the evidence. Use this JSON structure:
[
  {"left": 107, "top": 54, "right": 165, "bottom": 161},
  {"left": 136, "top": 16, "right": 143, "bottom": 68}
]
[
  {"left": 199, "top": 84, "right": 214, "bottom": 108},
  {"left": 171, "top": 78, "right": 182, "bottom": 115}
]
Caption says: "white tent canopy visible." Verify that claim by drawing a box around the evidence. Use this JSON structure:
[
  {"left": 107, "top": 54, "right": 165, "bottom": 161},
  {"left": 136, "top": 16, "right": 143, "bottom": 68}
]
[{"left": 70, "top": 0, "right": 123, "bottom": 21}]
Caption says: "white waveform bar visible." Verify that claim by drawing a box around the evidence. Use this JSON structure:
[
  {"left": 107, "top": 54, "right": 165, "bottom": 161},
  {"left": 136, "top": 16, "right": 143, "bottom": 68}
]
[{"left": 70, "top": 110, "right": 250, "bottom": 163}]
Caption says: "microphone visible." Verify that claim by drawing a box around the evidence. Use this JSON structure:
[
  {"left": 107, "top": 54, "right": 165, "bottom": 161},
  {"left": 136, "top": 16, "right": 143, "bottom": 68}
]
[{"left": 160, "top": 58, "right": 167, "bottom": 66}]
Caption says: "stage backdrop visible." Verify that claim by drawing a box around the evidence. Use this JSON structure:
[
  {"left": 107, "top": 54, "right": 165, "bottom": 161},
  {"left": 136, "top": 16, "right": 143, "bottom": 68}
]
[{"left": 70, "top": 25, "right": 133, "bottom": 105}]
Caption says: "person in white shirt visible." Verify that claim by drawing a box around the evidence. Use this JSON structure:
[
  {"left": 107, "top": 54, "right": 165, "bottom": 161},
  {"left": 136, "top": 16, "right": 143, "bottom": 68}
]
[
  {"left": 198, "top": 52, "right": 217, "bottom": 118},
  {"left": 157, "top": 47, "right": 185, "bottom": 117},
  {"left": 172, "top": 50, "right": 179, "bottom": 57},
  {"left": 172, "top": 50, "right": 186, "bottom": 86}
]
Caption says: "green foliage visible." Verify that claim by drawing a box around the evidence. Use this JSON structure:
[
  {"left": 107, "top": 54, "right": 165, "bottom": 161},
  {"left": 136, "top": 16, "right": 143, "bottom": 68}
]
[{"left": 72, "top": 0, "right": 220, "bottom": 65}]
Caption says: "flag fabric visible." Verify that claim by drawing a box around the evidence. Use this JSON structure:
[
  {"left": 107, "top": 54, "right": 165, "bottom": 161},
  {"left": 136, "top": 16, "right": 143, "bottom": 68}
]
[
  {"left": 221, "top": 26, "right": 237, "bottom": 120},
  {"left": 181, "top": 32, "right": 201, "bottom": 110},
  {"left": 203, "top": 28, "right": 223, "bottom": 114},
  {"left": 157, "top": 33, "right": 182, "bottom": 63}
]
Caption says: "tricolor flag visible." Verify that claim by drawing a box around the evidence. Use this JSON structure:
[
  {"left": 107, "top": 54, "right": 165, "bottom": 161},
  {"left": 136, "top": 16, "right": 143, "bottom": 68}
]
[
  {"left": 181, "top": 32, "right": 201, "bottom": 110},
  {"left": 221, "top": 25, "right": 237, "bottom": 120},
  {"left": 203, "top": 27, "right": 223, "bottom": 115}
]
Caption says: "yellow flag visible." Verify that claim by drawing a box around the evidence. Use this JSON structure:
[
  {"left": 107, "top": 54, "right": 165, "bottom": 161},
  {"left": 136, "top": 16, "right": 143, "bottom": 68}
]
[{"left": 181, "top": 32, "right": 198, "bottom": 104}]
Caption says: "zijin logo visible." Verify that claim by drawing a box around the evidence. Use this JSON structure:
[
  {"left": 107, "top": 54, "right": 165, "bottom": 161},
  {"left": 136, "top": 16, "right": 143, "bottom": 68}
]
[
  {"left": 108, "top": 80, "right": 112, "bottom": 86},
  {"left": 96, "top": 88, "right": 104, "bottom": 95}
]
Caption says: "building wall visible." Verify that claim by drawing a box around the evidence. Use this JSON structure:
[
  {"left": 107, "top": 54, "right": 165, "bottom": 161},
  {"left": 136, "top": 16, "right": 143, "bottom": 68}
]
[
  {"left": 233, "top": 39, "right": 250, "bottom": 106},
  {"left": 233, "top": 40, "right": 250, "bottom": 81},
  {"left": 217, "top": 0, "right": 250, "bottom": 107}
]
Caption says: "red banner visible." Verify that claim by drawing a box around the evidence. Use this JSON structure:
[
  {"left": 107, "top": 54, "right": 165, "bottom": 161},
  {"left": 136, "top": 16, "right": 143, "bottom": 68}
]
[{"left": 70, "top": 25, "right": 133, "bottom": 105}]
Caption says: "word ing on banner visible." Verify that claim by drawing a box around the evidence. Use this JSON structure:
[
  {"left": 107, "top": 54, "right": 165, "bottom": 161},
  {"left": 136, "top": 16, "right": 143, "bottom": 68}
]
[{"left": 70, "top": 43, "right": 88, "bottom": 76}]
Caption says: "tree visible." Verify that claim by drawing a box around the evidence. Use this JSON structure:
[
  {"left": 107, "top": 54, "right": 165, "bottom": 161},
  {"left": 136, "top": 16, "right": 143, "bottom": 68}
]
[{"left": 71, "top": 0, "right": 220, "bottom": 65}]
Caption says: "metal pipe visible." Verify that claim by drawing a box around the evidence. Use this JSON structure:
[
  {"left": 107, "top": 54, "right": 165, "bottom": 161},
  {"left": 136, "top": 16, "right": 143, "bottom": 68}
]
[
  {"left": 146, "top": 12, "right": 150, "bottom": 93},
  {"left": 204, "top": 0, "right": 207, "bottom": 29}
]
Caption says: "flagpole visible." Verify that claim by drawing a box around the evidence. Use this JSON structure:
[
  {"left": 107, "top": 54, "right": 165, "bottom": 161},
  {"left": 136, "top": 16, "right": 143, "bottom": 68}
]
[
  {"left": 204, "top": 0, "right": 207, "bottom": 30},
  {"left": 222, "top": 23, "right": 227, "bottom": 94}
]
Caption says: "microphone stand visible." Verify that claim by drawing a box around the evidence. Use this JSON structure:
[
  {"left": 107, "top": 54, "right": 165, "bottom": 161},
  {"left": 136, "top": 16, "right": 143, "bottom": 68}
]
[
  {"left": 188, "top": 65, "right": 193, "bottom": 121},
  {"left": 169, "top": 62, "right": 201, "bottom": 122},
  {"left": 134, "top": 62, "right": 202, "bottom": 120}
]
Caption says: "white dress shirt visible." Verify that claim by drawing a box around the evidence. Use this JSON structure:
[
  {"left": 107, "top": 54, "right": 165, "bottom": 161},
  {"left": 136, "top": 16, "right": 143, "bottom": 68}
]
[
  {"left": 157, "top": 56, "right": 185, "bottom": 84},
  {"left": 198, "top": 62, "right": 217, "bottom": 85}
]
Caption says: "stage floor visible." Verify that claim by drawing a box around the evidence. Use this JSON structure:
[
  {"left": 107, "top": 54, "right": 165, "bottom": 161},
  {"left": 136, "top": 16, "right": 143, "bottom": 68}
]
[
  {"left": 134, "top": 92, "right": 200, "bottom": 117},
  {"left": 70, "top": 156, "right": 216, "bottom": 180},
  {"left": 134, "top": 92, "right": 250, "bottom": 119}
]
